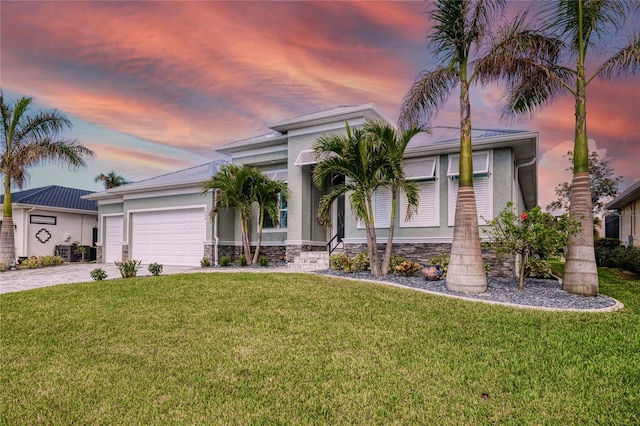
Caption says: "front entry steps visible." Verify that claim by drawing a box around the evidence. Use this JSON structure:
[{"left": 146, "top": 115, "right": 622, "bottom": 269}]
[{"left": 287, "top": 251, "right": 330, "bottom": 271}]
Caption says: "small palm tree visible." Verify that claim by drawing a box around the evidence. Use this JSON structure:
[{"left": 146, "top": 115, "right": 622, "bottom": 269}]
[
  {"left": 313, "top": 122, "right": 387, "bottom": 276},
  {"left": 94, "top": 171, "right": 131, "bottom": 189},
  {"left": 1, "top": 93, "right": 94, "bottom": 266},
  {"left": 399, "top": 0, "right": 519, "bottom": 293},
  {"left": 252, "top": 174, "right": 287, "bottom": 265},
  {"left": 498, "top": 0, "right": 640, "bottom": 296},
  {"left": 202, "top": 164, "right": 256, "bottom": 262},
  {"left": 362, "top": 120, "right": 424, "bottom": 275}
]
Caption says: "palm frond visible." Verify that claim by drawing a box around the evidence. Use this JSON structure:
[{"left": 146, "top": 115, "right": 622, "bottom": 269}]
[
  {"left": 398, "top": 66, "right": 458, "bottom": 130},
  {"left": 596, "top": 32, "right": 640, "bottom": 80}
]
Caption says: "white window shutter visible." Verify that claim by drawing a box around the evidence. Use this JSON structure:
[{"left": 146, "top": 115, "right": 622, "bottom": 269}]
[
  {"left": 374, "top": 188, "right": 391, "bottom": 228},
  {"left": 401, "top": 181, "right": 438, "bottom": 227}
]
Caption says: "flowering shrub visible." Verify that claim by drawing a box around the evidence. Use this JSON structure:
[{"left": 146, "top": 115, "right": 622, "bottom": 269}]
[{"left": 484, "top": 202, "right": 579, "bottom": 290}]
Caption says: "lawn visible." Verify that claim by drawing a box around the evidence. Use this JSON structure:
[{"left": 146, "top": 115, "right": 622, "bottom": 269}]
[{"left": 1, "top": 269, "right": 639, "bottom": 425}]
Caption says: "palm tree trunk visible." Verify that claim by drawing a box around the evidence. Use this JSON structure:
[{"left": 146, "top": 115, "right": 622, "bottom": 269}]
[
  {"left": 563, "top": 8, "right": 598, "bottom": 296},
  {"left": 563, "top": 172, "right": 598, "bottom": 295},
  {"left": 240, "top": 216, "right": 252, "bottom": 263},
  {"left": 366, "top": 196, "right": 381, "bottom": 276},
  {"left": 252, "top": 212, "right": 264, "bottom": 265},
  {"left": 381, "top": 190, "right": 397, "bottom": 276},
  {"left": 446, "top": 74, "right": 487, "bottom": 293},
  {"left": 1, "top": 176, "right": 16, "bottom": 266}
]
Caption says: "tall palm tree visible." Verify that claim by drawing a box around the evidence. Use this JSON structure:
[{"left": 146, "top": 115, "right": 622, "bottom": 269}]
[
  {"left": 313, "top": 122, "right": 387, "bottom": 276},
  {"left": 1, "top": 93, "right": 94, "bottom": 267},
  {"left": 94, "top": 171, "right": 131, "bottom": 189},
  {"left": 498, "top": 0, "right": 639, "bottom": 296},
  {"left": 399, "top": 0, "right": 512, "bottom": 293},
  {"left": 362, "top": 120, "right": 423, "bottom": 275},
  {"left": 251, "top": 174, "right": 287, "bottom": 265},
  {"left": 202, "top": 164, "right": 256, "bottom": 262}
]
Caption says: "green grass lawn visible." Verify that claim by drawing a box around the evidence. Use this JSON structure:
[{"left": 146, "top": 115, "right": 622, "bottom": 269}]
[{"left": 1, "top": 269, "right": 639, "bottom": 425}]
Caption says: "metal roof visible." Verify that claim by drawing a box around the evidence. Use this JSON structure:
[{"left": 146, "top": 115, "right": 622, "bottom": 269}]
[
  {"left": 1, "top": 186, "right": 97, "bottom": 211},
  {"left": 407, "top": 126, "right": 526, "bottom": 149},
  {"left": 606, "top": 180, "right": 640, "bottom": 210}
]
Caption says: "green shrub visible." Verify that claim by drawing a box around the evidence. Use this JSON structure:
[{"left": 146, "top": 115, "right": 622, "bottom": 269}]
[
  {"left": 395, "top": 261, "right": 421, "bottom": 277},
  {"left": 200, "top": 257, "right": 211, "bottom": 268},
  {"left": 148, "top": 263, "right": 163, "bottom": 276},
  {"left": 40, "top": 255, "right": 64, "bottom": 267},
  {"left": 351, "top": 252, "right": 370, "bottom": 272},
  {"left": 238, "top": 254, "right": 248, "bottom": 267},
  {"left": 90, "top": 268, "right": 108, "bottom": 281},
  {"left": 0, "top": 262, "right": 5, "bottom": 272},
  {"left": 526, "top": 255, "right": 552, "bottom": 279},
  {"left": 20, "top": 257, "right": 41, "bottom": 269},
  {"left": 389, "top": 254, "right": 407, "bottom": 274},
  {"left": 219, "top": 256, "right": 232, "bottom": 267},
  {"left": 329, "top": 253, "right": 351, "bottom": 271},
  {"left": 428, "top": 253, "right": 450, "bottom": 276},
  {"left": 258, "top": 255, "right": 269, "bottom": 267},
  {"left": 114, "top": 259, "right": 142, "bottom": 278}
]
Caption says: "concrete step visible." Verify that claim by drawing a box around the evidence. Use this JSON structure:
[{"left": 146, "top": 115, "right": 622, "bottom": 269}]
[{"left": 287, "top": 251, "right": 330, "bottom": 270}]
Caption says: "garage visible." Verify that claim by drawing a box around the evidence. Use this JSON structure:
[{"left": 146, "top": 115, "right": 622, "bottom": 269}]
[
  {"left": 131, "top": 208, "right": 206, "bottom": 266},
  {"left": 104, "top": 215, "right": 123, "bottom": 263}
]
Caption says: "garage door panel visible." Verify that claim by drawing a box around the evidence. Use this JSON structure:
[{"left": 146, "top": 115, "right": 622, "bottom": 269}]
[
  {"left": 131, "top": 209, "right": 205, "bottom": 266},
  {"left": 104, "top": 216, "right": 123, "bottom": 263}
]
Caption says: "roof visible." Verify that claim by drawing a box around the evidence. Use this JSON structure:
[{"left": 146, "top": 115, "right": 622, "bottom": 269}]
[
  {"left": 83, "top": 161, "right": 223, "bottom": 200},
  {"left": 267, "top": 104, "right": 390, "bottom": 133},
  {"left": 606, "top": 180, "right": 640, "bottom": 210},
  {"left": 407, "top": 126, "right": 525, "bottom": 148},
  {"left": 1, "top": 186, "right": 97, "bottom": 212}
]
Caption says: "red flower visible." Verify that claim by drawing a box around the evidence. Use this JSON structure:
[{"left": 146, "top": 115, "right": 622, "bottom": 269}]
[{"left": 520, "top": 212, "right": 528, "bottom": 220}]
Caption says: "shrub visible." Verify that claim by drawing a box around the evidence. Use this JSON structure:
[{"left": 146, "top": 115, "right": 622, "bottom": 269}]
[
  {"left": 351, "top": 252, "right": 370, "bottom": 272},
  {"left": 395, "top": 261, "right": 421, "bottom": 277},
  {"left": 20, "top": 257, "right": 41, "bottom": 269},
  {"left": 114, "top": 259, "right": 142, "bottom": 278},
  {"left": 389, "top": 254, "right": 408, "bottom": 274},
  {"left": 428, "top": 253, "right": 450, "bottom": 276},
  {"left": 200, "top": 257, "right": 211, "bottom": 268},
  {"left": 219, "top": 256, "right": 232, "bottom": 267},
  {"left": 0, "top": 262, "right": 4, "bottom": 272},
  {"left": 258, "top": 255, "right": 269, "bottom": 267},
  {"left": 148, "top": 263, "right": 163, "bottom": 276},
  {"left": 526, "top": 255, "right": 552, "bottom": 279},
  {"left": 39, "top": 255, "right": 64, "bottom": 267},
  {"left": 329, "top": 253, "right": 353, "bottom": 272},
  {"left": 238, "top": 254, "right": 248, "bottom": 267},
  {"left": 90, "top": 268, "right": 108, "bottom": 281}
]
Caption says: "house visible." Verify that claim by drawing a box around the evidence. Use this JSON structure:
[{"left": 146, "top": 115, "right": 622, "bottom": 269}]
[
  {"left": 605, "top": 180, "right": 639, "bottom": 246},
  {"left": 85, "top": 104, "right": 538, "bottom": 273},
  {"left": 0, "top": 185, "right": 98, "bottom": 261}
]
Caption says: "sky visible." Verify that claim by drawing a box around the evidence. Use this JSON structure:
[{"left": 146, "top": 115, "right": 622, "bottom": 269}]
[{"left": 1, "top": 0, "right": 639, "bottom": 210}]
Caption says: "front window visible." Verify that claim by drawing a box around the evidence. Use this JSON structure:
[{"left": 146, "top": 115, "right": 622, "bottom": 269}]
[{"left": 262, "top": 192, "right": 287, "bottom": 229}]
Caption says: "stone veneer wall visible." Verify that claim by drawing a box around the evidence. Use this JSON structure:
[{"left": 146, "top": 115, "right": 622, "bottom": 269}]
[
  {"left": 96, "top": 246, "right": 103, "bottom": 263},
  {"left": 208, "top": 244, "right": 287, "bottom": 265},
  {"left": 121, "top": 244, "right": 129, "bottom": 262},
  {"left": 343, "top": 242, "right": 516, "bottom": 278},
  {"left": 286, "top": 244, "right": 327, "bottom": 260}
]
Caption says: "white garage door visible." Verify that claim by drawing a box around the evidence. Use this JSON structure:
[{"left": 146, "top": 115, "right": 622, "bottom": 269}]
[
  {"left": 131, "top": 208, "right": 206, "bottom": 266},
  {"left": 104, "top": 216, "right": 123, "bottom": 263}
]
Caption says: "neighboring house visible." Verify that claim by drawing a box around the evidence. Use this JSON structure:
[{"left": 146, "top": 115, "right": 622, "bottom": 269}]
[
  {"left": 605, "top": 180, "right": 639, "bottom": 246},
  {"left": 85, "top": 104, "right": 538, "bottom": 273},
  {"left": 0, "top": 185, "right": 98, "bottom": 260}
]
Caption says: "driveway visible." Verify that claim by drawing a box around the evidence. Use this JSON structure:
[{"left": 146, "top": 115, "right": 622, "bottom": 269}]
[{"left": 0, "top": 262, "right": 296, "bottom": 294}]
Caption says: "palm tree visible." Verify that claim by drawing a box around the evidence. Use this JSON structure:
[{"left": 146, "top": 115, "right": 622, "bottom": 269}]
[
  {"left": 202, "top": 164, "right": 256, "bottom": 262},
  {"left": 362, "top": 120, "right": 423, "bottom": 275},
  {"left": 251, "top": 174, "right": 287, "bottom": 265},
  {"left": 313, "top": 122, "right": 387, "bottom": 276},
  {"left": 498, "top": 0, "right": 639, "bottom": 296},
  {"left": 399, "top": 0, "right": 512, "bottom": 293},
  {"left": 1, "top": 93, "right": 94, "bottom": 267},
  {"left": 94, "top": 171, "right": 131, "bottom": 189}
]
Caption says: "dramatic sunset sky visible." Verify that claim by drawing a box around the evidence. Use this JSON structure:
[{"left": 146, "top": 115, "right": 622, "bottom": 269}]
[{"left": 1, "top": 1, "right": 638, "bottom": 209}]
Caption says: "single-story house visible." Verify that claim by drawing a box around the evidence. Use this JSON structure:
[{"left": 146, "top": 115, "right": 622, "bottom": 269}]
[
  {"left": 84, "top": 104, "right": 538, "bottom": 274},
  {"left": 0, "top": 185, "right": 98, "bottom": 261},
  {"left": 605, "top": 180, "right": 639, "bottom": 246}
]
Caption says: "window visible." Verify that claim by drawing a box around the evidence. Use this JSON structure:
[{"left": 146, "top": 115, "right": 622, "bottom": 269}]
[
  {"left": 262, "top": 192, "right": 288, "bottom": 229},
  {"left": 400, "top": 158, "right": 439, "bottom": 227},
  {"left": 357, "top": 187, "right": 391, "bottom": 229},
  {"left": 30, "top": 214, "right": 57, "bottom": 225},
  {"left": 447, "top": 151, "right": 492, "bottom": 226}
]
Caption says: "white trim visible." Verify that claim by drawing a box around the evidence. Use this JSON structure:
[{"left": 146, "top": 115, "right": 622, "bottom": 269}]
[
  {"left": 404, "top": 157, "right": 437, "bottom": 180},
  {"left": 127, "top": 205, "right": 207, "bottom": 214},
  {"left": 98, "top": 213, "right": 123, "bottom": 245},
  {"left": 285, "top": 240, "right": 327, "bottom": 247},
  {"left": 447, "top": 151, "right": 490, "bottom": 177},
  {"left": 122, "top": 187, "right": 203, "bottom": 200}
]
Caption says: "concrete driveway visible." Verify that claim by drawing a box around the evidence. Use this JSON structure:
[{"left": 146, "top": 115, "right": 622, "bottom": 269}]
[
  {"left": 0, "top": 263, "right": 203, "bottom": 294},
  {"left": 0, "top": 262, "right": 295, "bottom": 294}
]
